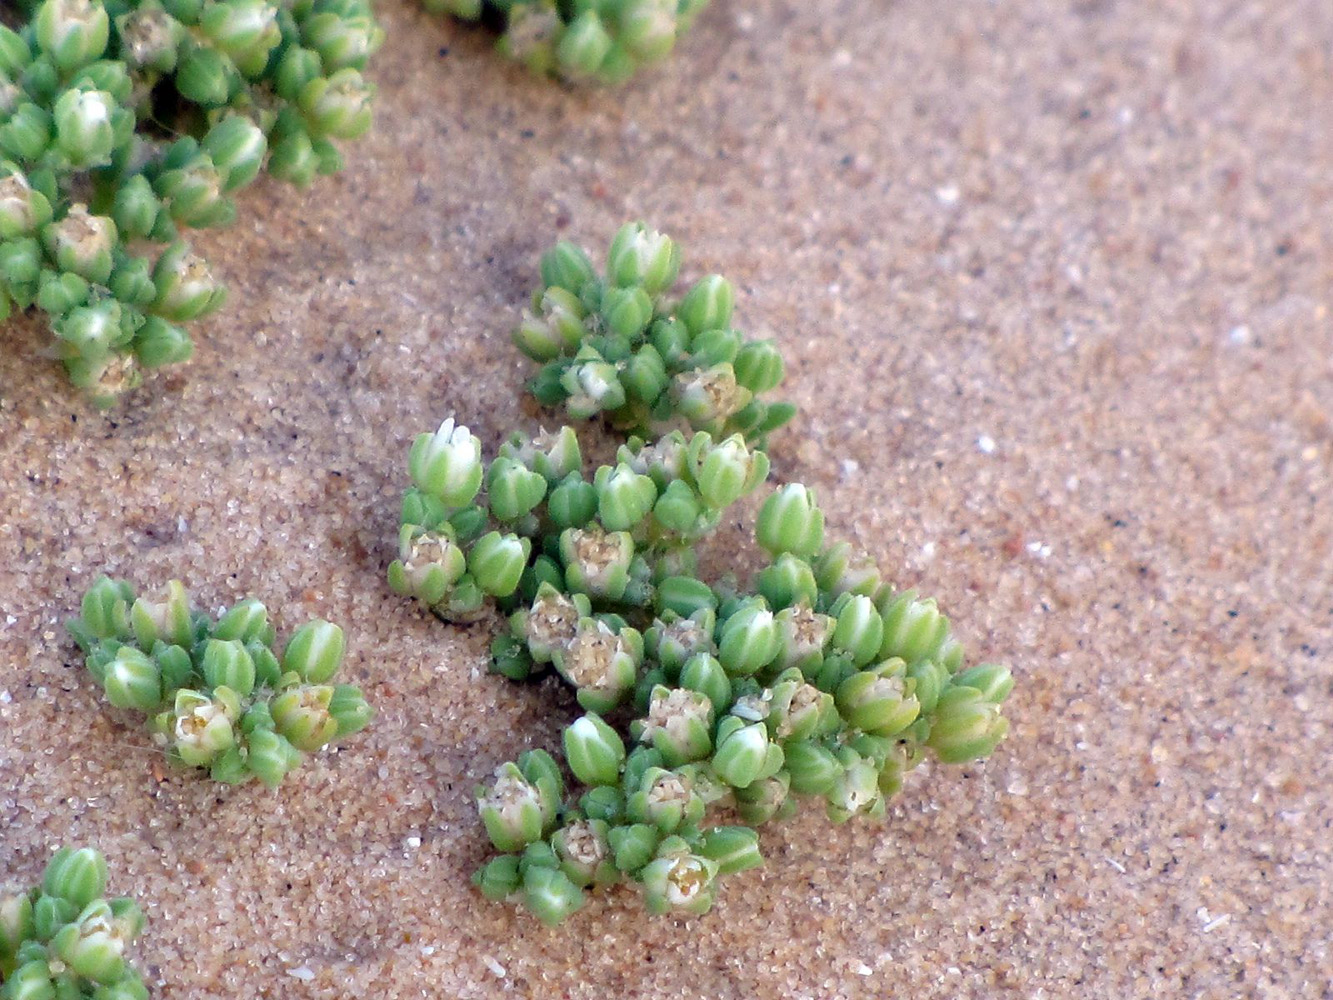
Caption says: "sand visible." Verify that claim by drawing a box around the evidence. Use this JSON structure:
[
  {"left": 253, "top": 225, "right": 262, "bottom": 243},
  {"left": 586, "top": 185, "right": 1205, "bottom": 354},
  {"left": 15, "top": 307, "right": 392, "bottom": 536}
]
[{"left": 2, "top": 0, "right": 1330, "bottom": 996}]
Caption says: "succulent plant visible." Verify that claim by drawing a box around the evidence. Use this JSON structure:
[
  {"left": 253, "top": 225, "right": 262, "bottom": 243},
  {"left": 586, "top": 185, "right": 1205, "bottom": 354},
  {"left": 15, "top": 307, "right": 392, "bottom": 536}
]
[
  {"left": 389, "top": 220, "right": 1015, "bottom": 923},
  {"left": 515, "top": 222, "right": 795, "bottom": 448},
  {"left": 0, "top": 847, "right": 148, "bottom": 999},
  {"left": 67, "top": 576, "right": 373, "bottom": 786},
  {"left": 423, "top": 0, "right": 709, "bottom": 85},
  {"left": 0, "top": 0, "right": 384, "bottom": 404}
]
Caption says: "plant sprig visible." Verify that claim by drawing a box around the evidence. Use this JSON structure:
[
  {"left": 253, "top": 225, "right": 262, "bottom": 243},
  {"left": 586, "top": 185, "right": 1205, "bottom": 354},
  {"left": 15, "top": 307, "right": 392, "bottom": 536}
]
[{"left": 68, "top": 576, "right": 372, "bottom": 787}]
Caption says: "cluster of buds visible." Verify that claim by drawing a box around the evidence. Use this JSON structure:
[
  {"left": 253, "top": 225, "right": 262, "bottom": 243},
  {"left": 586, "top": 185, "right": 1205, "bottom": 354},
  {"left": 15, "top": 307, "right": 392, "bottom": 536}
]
[
  {"left": 0, "top": 848, "right": 147, "bottom": 999},
  {"left": 0, "top": 0, "right": 383, "bottom": 403},
  {"left": 389, "top": 418, "right": 771, "bottom": 628},
  {"left": 513, "top": 223, "right": 794, "bottom": 447},
  {"left": 66, "top": 576, "right": 372, "bottom": 787},
  {"left": 470, "top": 482, "right": 1013, "bottom": 923},
  {"left": 422, "top": 0, "right": 709, "bottom": 84}
]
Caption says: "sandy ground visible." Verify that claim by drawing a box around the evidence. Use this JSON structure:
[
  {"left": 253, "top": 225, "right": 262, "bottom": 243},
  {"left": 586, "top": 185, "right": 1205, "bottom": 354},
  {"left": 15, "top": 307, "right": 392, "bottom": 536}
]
[{"left": 2, "top": 1, "right": 1331, "bottom": 997}]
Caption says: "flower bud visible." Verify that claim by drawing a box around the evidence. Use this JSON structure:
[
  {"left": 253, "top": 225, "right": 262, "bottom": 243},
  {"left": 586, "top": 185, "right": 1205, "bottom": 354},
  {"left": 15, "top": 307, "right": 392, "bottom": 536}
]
[
  {"left": 129, "top": 579, "right": 192, "bottom": 648},
  {"left": 829, "top": 593, "right": 885, "bottom": 666},
  {"left": 271, "top": 684, "right": 338, "bottom": 752},
  {"left": 116, "top": 3, "right": 183, "bottom": 73},
  {"left": 154, "top": 151, "right": 234, "bottom": 229},
  {"left": 689, "top": 432, "right": 769, "bottom": 510},
  {"left": 537, "top": 240, "right": 594, "bottom": 294},
  {"left": 101, "top": 646, "right": 162, "bottom": 712},
  {"left": 465, "top": 531, "right": 529, "bottom": 598},
  {"left": 784, "top": 739, "right": 843, "bottom": 795},
  {"left": 599, "top": 283, "right": 653, "bottom": 338},
  {"left": 53, "top": 87, "right": 118, "bottom": 167},
  {"left": 546, "top": 473, "right": 598, "bottom": 529},
  {"left": 549, "top": 820, "right": 616, "bottom": 890},
  {"left": 560, "top": 525, "right": 634, "bottom": 601},
  {"left": 640, "top": 838, "right": 718, "bottom": 916},
  {"left": 485, "top": 456, "right": 547, "bottom": 522},
  {"left": 553, "top": 618, "right": 641, "bottom": 714},
  {"left": 520, "top": 865, "right": 584, "bottom": 926},
  {"left": 607, "top": 221, "right": 679, "bottom": 294},
  {"left": 150, "top": 242, "right": 226, "bottom": 322},
  {"left": 825, "top": 747, "right": 884, "bottom": 823},
  {"left": 717, "top": 601, "right": 781, "bottom": 677},
  {"left": 267, "top": 129, "right": 319, "bottom": 187},
  {"left": 563, "top": 712, "right": 625, "bottom": 786},
  {"left": 169, "top": 689, "right": 235, "bottom": 767},
  {"left": 109, "top": 175, "right": 161, "bottom": 242},
  {"left": 835, "top": 659, "right": 921, "bottom": 737},
  {"left": 476, "top": 751, "right": 562, "bottom": 853},
  {"left": 905, "top": 658, "right": 950, "bottom": 715},
  {"left": 677, "top": 651, "right": 729, "bottom": 710},
  {"left": 0, "top": 24, "right": 32, "bottom": 76},
  {"left": 198, "top": 639, "right": 255, "bottom": 697},
  {"left": 2, "top": 959, "right": 59, "bottom": 1000},
  {"left": 626, "top": 766, "right": 704, "bottom": 833},
  {"left": 50, "top": 900, "right": 127, "bottom": 983},
  {"left": 814, "top": 541, "right": 881, "bottom": 598},
  {"left": 36, "top": 0, "right": 110, "bottom": 73},
  {"left": 0, "top": 891, "right": 34, "bottom": 960},
  {"left": 326, "top": 684, "right": 371, "bottom": 737},
  {"left": 768, "top": 673, "right": 836, "bottom": 742},
  {"left": 239, "top": 727, "right": 297, "bottom": 787},
  {"left": 689, "top": 327, "right": 741, "bottom": 367},
  {"left": 677, "top": 274, "right": 733, "bottom": 336},
  {"left": 42, "top": 846, "right": 106, "bottom": 908},
  {"left": 0, "top": 167, "right": 53, "bottom": 239},
  {"left": 75, "top": 575, "right": 133, "bottom": 643},
  {"left": 700, "top": 825, "right": 763, "bottom": 876},
  {"left": 733, "top": 338, "right": 785, "bottom": 393},
  {"left": 952, "top": 662, "right": 1014, "bottom": 704},
  {"left": 621, "top": 342, "right": 668, "bottom": 404},
  {"left": 388, "top": 526, "right": 468, "bottom": 606},
  {"left": 671, "top": 363, "right": 752, "bottom": 429},
  {"left": 472, "top": 855, "right": 521, "bottom": 901},
  {"left": 757, "top": 554, "right": 819, "bottom": 611},
  {"left": 632, "top": 685, "right": 713, "bottom": 766},
  {"left": 555, "top": 10, "right": 613, "bottom": 77},
  {"left": 299, "top": 68, "right": 374, "bottom": 139},
  {"left": 926, "top": 686, "right": 1010, "bottom": 763},
  {"left": 200, "top": 116, "right": 267, "bottom": 192},
  {"left": 711, "top": 716, "right": 784, "bottom": 789},
  {"left": 619, "top": 0, "right": 678, "bottom": 61},
  {"left": 212, "top": 597, "right": 270, "bottom": 644},
  {"left": 732, "top": 770, "right": 790, "bottom": 824},
  {"left": 560, "top": 352, "right": 627, "bottom": 418},
  {"left": 876, "top": 588, "right": 951, "bottom": 664},
  {"left": 301, "top": 6, "right": 385, "bottom": 72},
  {"left": 198, "top": 0, "right": 281, "bottom": 73},
  {"left": 654, "top": 575, "right": 716, "bottom": 618},
  {"left": 593, "top": 462, "right": 657, "bottom": 531},
  {"left": 281, "top": 619, "right": 345, "bottom": 683},
  {"left": 42, "top": 204, "right": 115, "bottom": 284},
  {"left": 409, "top": 418, "right": 483, "bottom": 506},
  {"left": 0, "top": 103, "right": 53, "bottom": 164},
  {"left": 756, "top": 483, "right": 824, "bottom": 558}
]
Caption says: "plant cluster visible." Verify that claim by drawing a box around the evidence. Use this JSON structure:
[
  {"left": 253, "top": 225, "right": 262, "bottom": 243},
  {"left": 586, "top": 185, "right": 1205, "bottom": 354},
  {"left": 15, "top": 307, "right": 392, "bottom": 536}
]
[
  {"left": 390, "top": 224, "right": 1015, "bottom": 923},
  {"left": 0, "top": 0, "right": 383, "bottom": 403},
  {"left": 514, "top": 222, "right": 793, "bottom": 447},
  {"left": 0, "top": 848, "right": 147, "bottom": 1000},
  {"left": 423, "top": 1, "right": 708, "bottom": 86},
  {"left": 67, "top": 576, "right": 373, "bottom": 786}
]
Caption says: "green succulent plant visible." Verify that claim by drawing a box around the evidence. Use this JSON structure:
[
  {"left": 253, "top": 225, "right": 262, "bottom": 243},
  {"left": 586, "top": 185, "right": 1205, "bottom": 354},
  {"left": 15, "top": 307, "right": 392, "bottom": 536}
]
[
  {"left": 0, "top": 847, "right": 147, "bottom": 999},
  {"left": 0, "top": 0, "right": 384, "bottom": 403},
  {"left": 423, "top": 0, "right": 709, "bottom": 85},
  {"left": 67, "top": 576, "right": 373, "bottom": 786}
]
